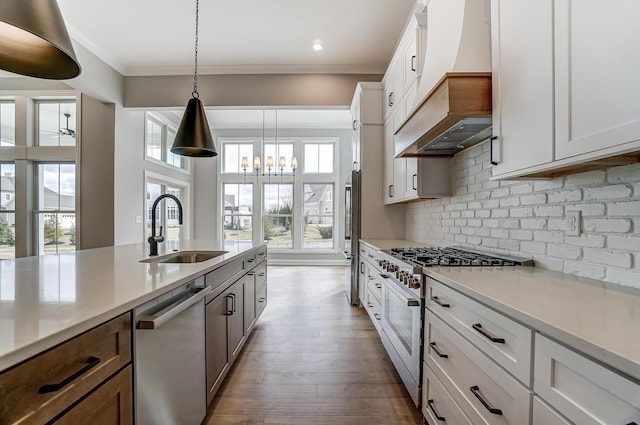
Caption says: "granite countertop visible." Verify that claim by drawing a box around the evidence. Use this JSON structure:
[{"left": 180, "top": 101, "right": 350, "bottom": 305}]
[
  {"left": 361, "top": 239, "right": 640, "bottom": 383},
  {"left": 0, "top": 240, "right": 264, "bottom": 372}
]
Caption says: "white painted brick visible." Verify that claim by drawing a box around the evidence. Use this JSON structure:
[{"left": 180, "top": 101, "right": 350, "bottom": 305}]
[
  {"left": 521, "top": 194, "right": 547, "bottom": 206},
  {"left": 534, "top": 231, "right": 565, "bottom": 244},
  {"left": 491, "top": 187, "right": 510, "bottom": 198},
  {"left": 547, "top": 218, "right": 565, "bottom": 231},
  {"left": 510, "top": 184, "right": 534, "bottom": 195},
  {"left": 443, "top": 234, "right": 455, "bottom": 242},
  {"left": 455, "top": 219, "right": 467, "bottom": 227},
  {"left": 491, "top": 228, "right": 509, "bottom": 238},
  {"left": 450, "top": 227, "right": 461, "bottom": 234},
  {"left": 468, "top": 164, "right": 483, "bottom": 175},
  {"left": 634, "top": 182, "right": 640, "bottom": 197},
  {"left": 462, "top": 210, "right": 475, "bottom": 218},
  {"left": 454, "top": 235, "right": 467, "bottom": 243},
  {"left": 607, "top": 163, "right": 640, "bottom": 183},
  {"left": 500, "top": 197, "right": 520, "bottom": 207},
  {"left": 534, "top": 257, "right": 564, "bottom": 272},
  {"left": 502, "top": 219, "right": 520, "bottom": 229},
  {"left": 483, "top": 219, "right": 499, "bottom": 228},
  {"left": 563, "top": 261, "right": 606, "bottom": 280},
  {"left": 548, "top": 190, "right": 582, "bottom": 203},
  {"left": 520, "top": 241, "right": 547, "bottom": 255},
  {"left": 583, "top": 218, "right": 631, "bottom": 233},
  {"left": 605, "top": 268, "right": 640, "bottom": 289},
  {"left": 584, "top": 185, "right": 632, "bottom": 200},
  {"left": 565, "top": 170, "right": 606, "bottom": 187},
  {"left": 475, "top": 191, "right": 491, "bottom": 200},
  {"left": 565, "top": 235, "right": 606, "bottom": 248},
  {"left": 468, "top": 219, "right": 482, "bottom": 227},
  {"left": 510, "top": 230, "right": 533, "bottom": 241},
  {"left": 534, "top": 179, "right": 563, "bottom": 191},
  {"left": 491, "top": 209, "right": 509, "bottom": 218},
  {"left": 498, "top": 239, "right": 520, "bottom": 251},
  {"left": 475, "top": 227, "right": 491, "bottom": 237},
  {"left": 467, "top": 236, "right": 482, "bottom": 245},
  {"left": 607, "top": 201, "right": 640, "bottom": 217},
  {"left": 476, "top": 210, "right": 491, "bottom": 218},
  {"left": 475, "top": 171, "right": 493, "bottom": 183},
  {"left": 607, "top": 235, "right": 640, "bottom": 251},
  {"left": 483, "top": 199, "right": 499, "bottom": 209},
  {"left": 462, "top": 227, "right": 474, "bottom": 236},
  {"left": 442, "top": 219, "right": 455, "bottom": 226},
  {"left": 564, "top": 203, "right": 606, "bottom": 217},
  {"left": 484, "top": 180, "right": 500, "bottom": 190},
  {"left": 510, "top": 208, "right": 534, "bottom": 218},
  {"left": 468, "top": 201, "right": 482, "bottom": 209},
  {"left": 481, "top": 238, "right": 499, "bottom": 248},
  {"left": 460, "top": 193, "right": 475, "bottom": 202},
  {"left": 520, "top": 218, "right": 546, "bottom": 230},
  {"left": 450, "top": 211, "right": 461, "bottom": 218},
  {"left": 584, "top": 249, "right": 632, "bottom": 268},
  {"left": 535, "top": 205, "right": 564, "bottom": 217},
  {"left": 548, "top": 244, "right": 581, "bottom": 260}
]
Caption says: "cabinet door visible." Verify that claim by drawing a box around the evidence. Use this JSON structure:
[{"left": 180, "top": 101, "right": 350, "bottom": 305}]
[
  {"left": 55, "top": 366, "right": 133, "bottom": 425},
  {"left": 244, "top": 271, "right": 257, "bottom": 334},
  {"left": 491, "top": 0, "right": 554, "bottom": 176},
  {"left": 205, "top": 292, "right": 230, "bottom": 405},
  {"left": 383, "top": 119, "right": 395, "bottom": 204},
  {"left": 403, "top": 30, "right": 418, "bottom": 93},
  {"left": 532, "top": 397, "right": 571, "bottom": 425},
  {"left": 228, "top": 279, "right": 246, "bottom": 362},
  {"left": 554, "top": 0, "right": 640, "bottom": 160}
]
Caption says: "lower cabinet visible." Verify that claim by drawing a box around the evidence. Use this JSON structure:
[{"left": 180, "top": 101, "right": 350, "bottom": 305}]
[
  {"left": 423, "top": 364, "right": 473, "bottom": 425},
  {"left": 532, "top": 397, "right": 571, "bottom": 425},
  {"left": 244, "top": 271, "right": 257, "bottom": 334},
  {"left": 54, "top": 366, "right": 133, "bottom": 425}
]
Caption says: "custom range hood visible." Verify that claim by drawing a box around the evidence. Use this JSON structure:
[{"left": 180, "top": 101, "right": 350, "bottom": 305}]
[{"left": 395, "top": 0, "right": 492, "bottom": 157}]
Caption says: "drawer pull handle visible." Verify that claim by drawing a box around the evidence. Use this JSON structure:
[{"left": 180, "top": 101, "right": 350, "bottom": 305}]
[
  {"left": 472, "top": 323, "right": 505, "bottom": 344},
  {"left": 39, "top": 356, "right": 101, "bottom": 394},
  {"left": 469, "top": 385, "right": 502, "bottom": 416},
  {"left": 247, "top": 271, "right": 256, "bottom": 276},
  {"left": 368, "top": 302, "right": 373, "bottom": 308},
  {"left": 258, "top": 272, "right": 265, "bottom": 277},
  {"left": 429, "top": 342, "right": 448, "bottom": 358},
  {"left": 431, "top": 296, "right": 450, "bottom": 308},
  {"left": 259, "top": 298, "right": 266, "bottom": 302},
  {"left": 470, "top": 385, "right": 503, "bottom": 416},
  {"left": 427, "top": 399, "right": 446, "bottom": 421},
  {"left": 374, "top": 313, "right": 381, "bottom": 321},
  {"left": 375, "top": 283, "right": 382, "bottom": 289},
  {"left": 626, "top": 423, "right": 638, "bottom": 425}
]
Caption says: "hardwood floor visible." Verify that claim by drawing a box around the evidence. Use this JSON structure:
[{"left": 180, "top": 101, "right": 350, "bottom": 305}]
[{"left": 204, "top": 266, "right": 423, "bottom": 425}]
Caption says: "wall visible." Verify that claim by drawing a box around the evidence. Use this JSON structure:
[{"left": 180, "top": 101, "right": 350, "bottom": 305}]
[{"left": 405, "top": 140, "right": 640, "bottom": 289}]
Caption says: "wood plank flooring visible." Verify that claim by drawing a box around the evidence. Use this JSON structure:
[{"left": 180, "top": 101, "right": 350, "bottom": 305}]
[{"left": 204, "top": 266, "right": 423, "bottom": 425}]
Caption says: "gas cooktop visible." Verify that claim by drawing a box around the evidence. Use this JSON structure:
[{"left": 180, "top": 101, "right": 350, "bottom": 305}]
[{"left": 386, "top": 247, "right": 534, "bottom": 268}]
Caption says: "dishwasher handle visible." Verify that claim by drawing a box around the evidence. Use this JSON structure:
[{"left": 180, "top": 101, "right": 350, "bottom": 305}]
[{"left": 137, "top": 286, "right": 212, "bottom": 330}]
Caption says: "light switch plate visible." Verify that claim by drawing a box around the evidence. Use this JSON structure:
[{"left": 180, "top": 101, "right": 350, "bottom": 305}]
[
  {"left": 566, "top": 211, "right": 581, "bottom": 236},
  {"left": 135, "top": 216, "right": 142, "bottom": 223}
]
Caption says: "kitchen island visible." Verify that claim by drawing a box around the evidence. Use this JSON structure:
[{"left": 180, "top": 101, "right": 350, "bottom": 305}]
[{"left": 0, "top": 240, "right": 267, "bottom": 425}]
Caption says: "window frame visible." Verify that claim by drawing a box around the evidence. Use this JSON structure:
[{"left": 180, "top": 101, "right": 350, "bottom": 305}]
[
  {"left": 144, "top": 112, "right": 189, "bottom": 173},
  {"left": 35, "top": 99, "right": 77, "bottom": 147},
  {"left": 144, "top": 170, "right": 190, "bottom": 248}
]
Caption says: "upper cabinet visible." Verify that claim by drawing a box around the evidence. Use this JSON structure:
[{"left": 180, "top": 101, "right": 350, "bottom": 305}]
[
  {"left": 491, "top": 0, "right": 640, "bottom": 179},
  {"left": 351, "top": 82, "right": 384, "bottom": 172}
]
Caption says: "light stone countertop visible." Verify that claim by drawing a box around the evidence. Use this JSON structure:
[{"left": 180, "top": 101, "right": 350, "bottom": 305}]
[
  {"left": 361, "top": 239, "right": 640, "bottom": 383},
  {"left": 0, "top": 240, "right": 264, "bottom": 372}
]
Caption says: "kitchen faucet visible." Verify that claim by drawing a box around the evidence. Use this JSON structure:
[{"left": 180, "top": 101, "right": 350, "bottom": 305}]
[{"left": 148, "top": 194, "right": 183, "bottom": 256}]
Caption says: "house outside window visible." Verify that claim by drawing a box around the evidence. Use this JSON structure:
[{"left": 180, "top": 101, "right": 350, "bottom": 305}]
[
  {"left": 145, "top": 181, "right": 185, "bottom": 251},
  {"left": 0, "top": 163, "right": 15, "bottom": 259},
  {"left": 35, "top": 163, "right": 76, "bottom": 255}
]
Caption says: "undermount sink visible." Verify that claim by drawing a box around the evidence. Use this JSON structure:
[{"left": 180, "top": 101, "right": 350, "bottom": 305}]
[{"left": 140, "top": 250, "right": 228, "bottom": 264}]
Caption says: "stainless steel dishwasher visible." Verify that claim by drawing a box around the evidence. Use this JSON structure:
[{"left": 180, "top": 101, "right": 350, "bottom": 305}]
[{"left": 134, "top": 276, "right": 211, "bottom": 425}]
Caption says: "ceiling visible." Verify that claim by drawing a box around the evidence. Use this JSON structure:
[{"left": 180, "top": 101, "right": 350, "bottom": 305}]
[{"left": 57, "top": 0, "right": 417, "bottom": 77}]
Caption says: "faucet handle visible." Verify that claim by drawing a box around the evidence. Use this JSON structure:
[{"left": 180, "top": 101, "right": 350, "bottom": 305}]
[{"left": 159, "top": 225, "right": 163, "bottom": 237}]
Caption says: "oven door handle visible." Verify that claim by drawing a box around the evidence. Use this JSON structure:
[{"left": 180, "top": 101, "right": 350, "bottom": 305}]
[{"left": 381, "top": 275, "right": 421, "bottom": 307}]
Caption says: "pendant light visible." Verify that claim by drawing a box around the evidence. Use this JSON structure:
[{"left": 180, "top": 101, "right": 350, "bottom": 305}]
[
  {"left": 171, "top": 0, "right": 217, "bottom": 158},
  {"left": 0, "top": 0, "right": 81, "bottom": 79}
]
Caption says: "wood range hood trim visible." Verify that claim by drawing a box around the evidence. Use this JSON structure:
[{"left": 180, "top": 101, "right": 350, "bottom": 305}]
[{"left": 394, "top": 72, "right": 492, "bottom": 157}]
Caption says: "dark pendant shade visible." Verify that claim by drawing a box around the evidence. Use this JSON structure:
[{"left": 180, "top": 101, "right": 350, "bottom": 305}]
[
  {"left": 0, "top": 0, "right": 81, "bottom": 79},
  {"left": 171, "top": 97, "right": 217, "bottom": 157}
]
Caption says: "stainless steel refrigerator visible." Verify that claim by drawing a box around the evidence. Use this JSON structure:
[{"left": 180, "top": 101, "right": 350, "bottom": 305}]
[{"left": 344, "top": 170, "right": 361, "bottom": 305}]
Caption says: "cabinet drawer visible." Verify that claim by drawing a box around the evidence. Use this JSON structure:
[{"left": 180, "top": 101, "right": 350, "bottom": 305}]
[
  {"left": 364, "top": 288, "right": 382, "bottom": 333},
  {"left": 423, "top": 363, "right": 473, "bottom": 425},
  {"left": 367, "top": 273, "right": 383, "bottom": 302},
  {"left": 255, "top": 261, "right": 267, "bottom": 289},
  {"left": 246, "top": 246, "right": 266, "bottom": 268},
  {"left": 532, "top": 396, "right": 571, "bottom": 425},
  {"left": 205, "top": 257, "right": 245, "bottom": 301},
  {"left": 426, "top": 278, "right": 532, "bottom": 385},
  {"left": 534, "top": 334, "right": 640, "bottom": 425},
  {"left": 425, "top": 309, "right": 532, "bottom": 425},
  {"left": 55, "top": 365, "right": 133, "bottom": 425},
  {"left": 0, "top": 312, "right": 132, "bottom": 425},
  {"left": 256, "top": 284, "right": 267, "bottom": 316}
]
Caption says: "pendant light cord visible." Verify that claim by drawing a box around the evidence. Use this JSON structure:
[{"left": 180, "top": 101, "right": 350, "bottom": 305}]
[{"left": 192, "top": 0, "right": 200, "bottom": 98}]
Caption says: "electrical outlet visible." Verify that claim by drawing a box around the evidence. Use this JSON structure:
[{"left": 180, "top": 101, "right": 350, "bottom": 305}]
[
  {"left": 135, "top": 216, "right": 142, "bottom": 224},
  {"left": 566, "top": 211, "right": 581, "bottom": 236}
]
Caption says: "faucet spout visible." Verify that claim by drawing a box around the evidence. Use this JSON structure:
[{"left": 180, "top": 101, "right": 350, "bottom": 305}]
[{"left": 148, "top": 194, "right": 183, "bottom": 256}]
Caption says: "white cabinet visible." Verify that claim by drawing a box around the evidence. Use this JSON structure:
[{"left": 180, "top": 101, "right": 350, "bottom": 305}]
[
  {"left": 554, "top": 0, "right": 640, "bottom": 160},
  {"left": 534, "top": 334, "right": 640, "bottom": 425},
  {"left": 423, "top": 364, "right": 474, "bottom": 425},
  {"left": 491, "top": 0, "right": 640, "bottom": 179},
  {"left": 532, "top": 397, "right": 571, "bottom": 425},
  {"left": 350, "top": 82, "right": 384, "bottom": 171}
]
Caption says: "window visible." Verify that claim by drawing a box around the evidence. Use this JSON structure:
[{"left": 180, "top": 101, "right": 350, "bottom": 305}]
[
  {"left": 304, "top": 143, "right": 334, "bottom": 173},
  {"left": 303, "top": 184, "right": 334, "bottom": 248},
  {"left": 145, "top": 114, "right": 185, "bottom": 169},
  {"left": 223, "top": 143, "right": 254, "bottom": 173},
  {"left": 0, "top": 101, "right": 15, "bottom": 147},
  {"left": 37, "top": 101, "right": 76, "bottom": 147},
  {"left": 0, "top": 163, "right": 15, "bottom": 259},
  {"left": 35, "top": 164, "right": 76, "bottom": 255},
  {"left": 146, "top": 182, "right": 184, "bottom": 251},
  {"left": 223, "top": 184, "right": 253, "bottom": 245},
  {"left": 265, "top": 143, "right": 294, "bottom": 173},
  {"left": 264, "top": 184, "right": 293, "bottom": 248}
]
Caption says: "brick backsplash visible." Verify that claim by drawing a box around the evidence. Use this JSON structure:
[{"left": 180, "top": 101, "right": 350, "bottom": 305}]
[{"left": 405, "top": 140, "right": 640, "bottom": 289}]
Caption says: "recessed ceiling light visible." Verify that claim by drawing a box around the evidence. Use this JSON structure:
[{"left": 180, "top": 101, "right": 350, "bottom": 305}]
[{"left": 312, "top": 42, "right": 323, "bottom": 51}]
